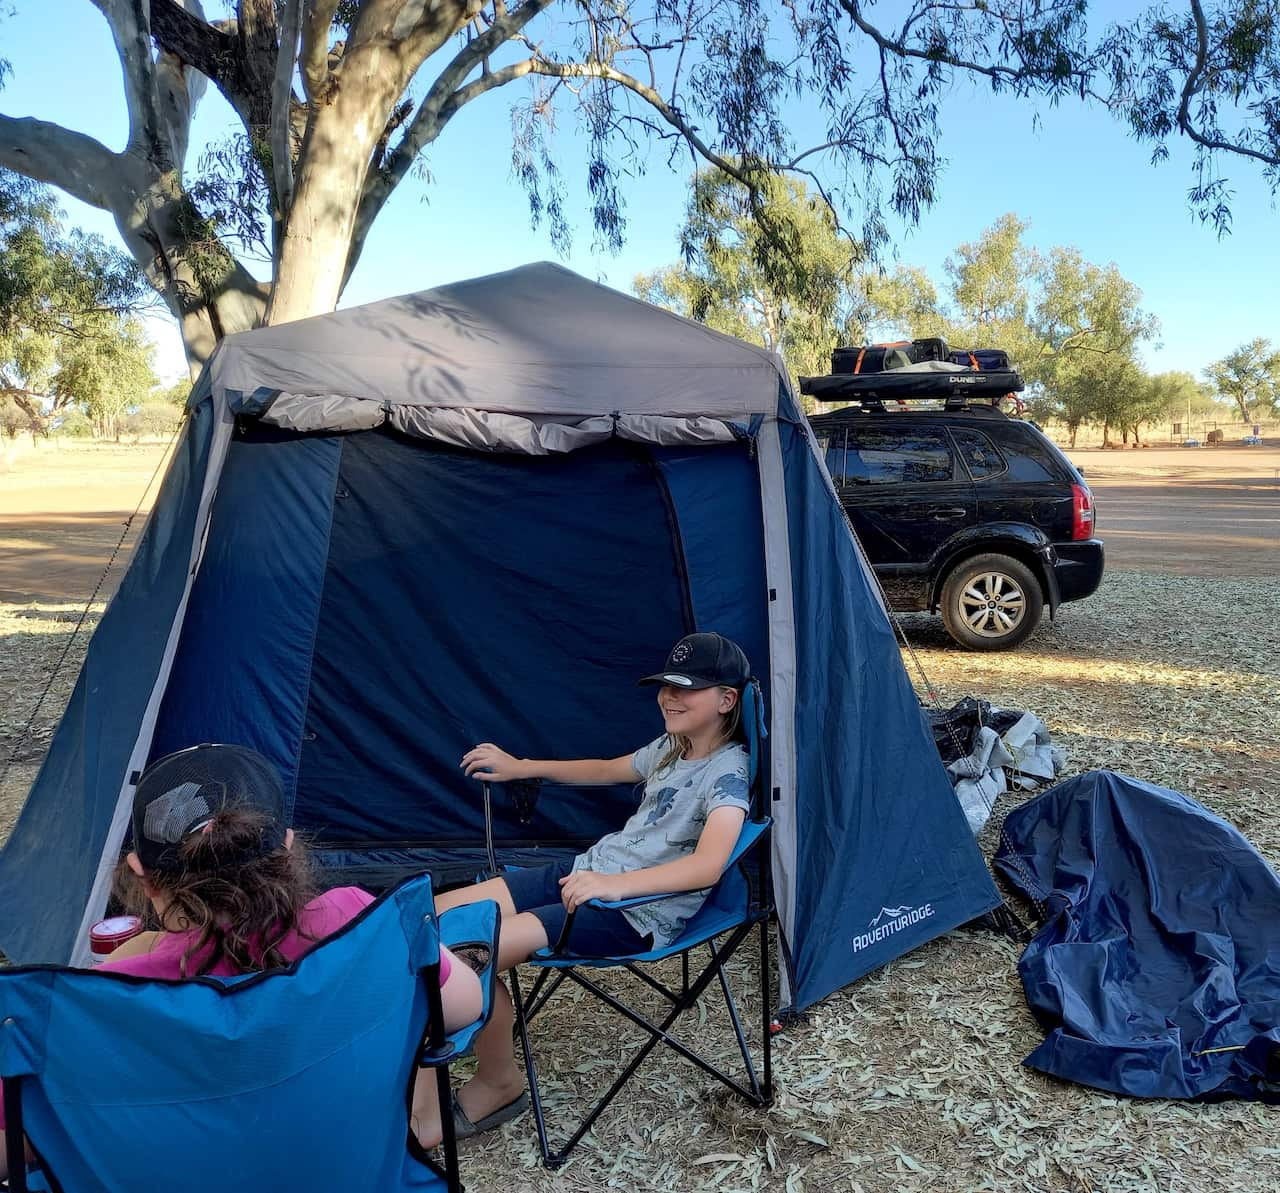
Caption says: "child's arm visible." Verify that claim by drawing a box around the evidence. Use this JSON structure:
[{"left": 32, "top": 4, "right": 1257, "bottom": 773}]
[
  {"left": 559, "top": 805, "right": 747, "bottom": 910},
  {"left": 462, "top": 743, "right": 637, "bottom": 786},
  {"left": 102, "top": 929, "right": 164, "bottom": 961}
]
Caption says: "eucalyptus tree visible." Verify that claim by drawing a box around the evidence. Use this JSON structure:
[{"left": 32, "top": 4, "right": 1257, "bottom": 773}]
[
  {"left": 0, "top": 171, "right": 148, "bottom": 433},
  {"left": 0, "top": 1, "right": 1273, "bottom": 376},
  {"left": 3, "top": 0, "right": 957, "bottom": 369},
  {"left": 1205, "top": 338, "right": 1280, "bottom": 421}
]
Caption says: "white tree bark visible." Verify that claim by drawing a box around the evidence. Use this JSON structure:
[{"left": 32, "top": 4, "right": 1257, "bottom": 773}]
[{"left": 266, "top": 0, "right": 464, "bottom": 324}]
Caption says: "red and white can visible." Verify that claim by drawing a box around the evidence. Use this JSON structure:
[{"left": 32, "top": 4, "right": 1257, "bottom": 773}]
[{"left": 89, "top": 915, "right": 144, "bottom": 961}]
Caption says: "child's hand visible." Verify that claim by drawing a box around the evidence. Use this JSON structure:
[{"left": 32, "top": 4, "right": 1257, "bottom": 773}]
[
  {"left": 461, "top": 744, "right": 525, "bottom": 782},
  {"left": 559, "top": 870, "right": 628, "bottom": 910}
]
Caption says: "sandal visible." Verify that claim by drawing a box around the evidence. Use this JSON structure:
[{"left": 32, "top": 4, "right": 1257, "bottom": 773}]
[{"left": 451, "top": 1090, "right": 530, "bottom": 1140}]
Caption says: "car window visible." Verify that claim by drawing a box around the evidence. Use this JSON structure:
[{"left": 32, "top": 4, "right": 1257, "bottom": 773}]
[
  {"left": 995, "top": 431, "right": 1061, "bottom": 482},
  {"left": 814, "top": 426, "right": 848, "bottom": 484},
  {"left": 845, "top": 428, "right": 954, "bottom": 485},
  {"left": 950, "top": 428, "right": 1007, "bottom": 479}
]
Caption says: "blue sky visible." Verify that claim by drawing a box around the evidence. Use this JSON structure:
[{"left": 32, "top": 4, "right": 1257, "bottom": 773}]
[{"left": 3, "top": 1, "right": 1278, "bottom": 383}]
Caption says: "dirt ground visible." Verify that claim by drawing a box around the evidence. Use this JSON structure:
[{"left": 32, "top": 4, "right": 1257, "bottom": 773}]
[
  {"left": 0, "top": 440, "right": 171, "bottom": 603},
  {"left": 1070, "top": 445, "right": 1280, "bottom": 578},
  {"left": 1, "top": 439, "right": 1278, "bottom": 1193}
]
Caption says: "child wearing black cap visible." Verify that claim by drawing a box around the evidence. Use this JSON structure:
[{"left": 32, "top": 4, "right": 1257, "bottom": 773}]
[{"left": 433, "top": 632, "right": 753, "bottom": 1142}]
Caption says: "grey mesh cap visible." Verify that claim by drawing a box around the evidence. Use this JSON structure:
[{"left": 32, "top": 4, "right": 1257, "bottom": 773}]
[
  {"left": 638, "top": 632, "right": 751, "bottom": 690},
  {"left": 131, "top": 744, "right": 287, "bottom": 872}
]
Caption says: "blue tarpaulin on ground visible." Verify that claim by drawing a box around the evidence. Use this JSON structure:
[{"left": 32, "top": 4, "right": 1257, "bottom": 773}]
[{"left": 996, "top": 770, "right": 1280, "bottom": 1102}]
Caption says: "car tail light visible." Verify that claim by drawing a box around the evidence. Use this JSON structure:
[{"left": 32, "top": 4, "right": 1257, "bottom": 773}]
[{"left": 1071, "top": 483, "right": 1095, "bottom": 541}]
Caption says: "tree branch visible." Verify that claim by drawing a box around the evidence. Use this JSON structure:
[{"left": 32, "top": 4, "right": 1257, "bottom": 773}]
[
  {"left": 300, "top": 0, "right": 341, "bottom": 101},
  {"left": 89, "top": 0, "right": 172, "bottom": 161},
  {"left": 272, "top": 0, "right": 303, "bottom": 211},
  {"left": 526, "top": 59, "right": 755, "bottom": 186},
  {"left": 383, "top": 0, "right": 554, "bottom": 178},
  {"left": 1175, "top": 0, "right": 1280, "bottom": 167},
  {"left": 0, "top": 114, "right": 122, "bottom": 211},
  {"left": 344, "top": 0, "right": 555, "bottom": 281},
  {"left": 838, "top": 0, "right": 1088, "bottom": 91},
  {"left": 150, "top": 0, "right": 239, "bottom": 92}
]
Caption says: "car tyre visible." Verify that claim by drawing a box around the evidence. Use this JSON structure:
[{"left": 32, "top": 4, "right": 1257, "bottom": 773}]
[{"left": 940, "top": 553, "right": 1044, "bottom": 651}]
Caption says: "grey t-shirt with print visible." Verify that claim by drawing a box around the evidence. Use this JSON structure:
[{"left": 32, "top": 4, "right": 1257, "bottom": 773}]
[{"left": 572, "top": 735, "right": 751, "bottom": 949}]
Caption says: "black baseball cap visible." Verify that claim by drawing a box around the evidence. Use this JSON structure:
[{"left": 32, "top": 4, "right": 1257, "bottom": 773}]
[
  {"left": 131, "top": 743, "right": 288, "bottom": 872},
  {"left": 639, "top": 632, "right": 751, "bottom": 690}
]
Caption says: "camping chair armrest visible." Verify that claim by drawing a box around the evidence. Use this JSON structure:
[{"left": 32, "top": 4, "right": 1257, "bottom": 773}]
[
  {"left": 420, "top": 898, "right": 501, "bottom": 1066},
  {"left": 554, "top": 818, "right": 772, "bottom": 952},
  {"left": 593, "top": 818, "right": 772, "bottom": 911},
  {"left": 592, "top": 890, "right": 684, "bottom": 912}
]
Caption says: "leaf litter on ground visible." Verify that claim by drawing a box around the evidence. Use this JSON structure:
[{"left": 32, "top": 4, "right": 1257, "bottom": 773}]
[{"left": 2, "top": 572, "right": 1278, "bottom": 1192}]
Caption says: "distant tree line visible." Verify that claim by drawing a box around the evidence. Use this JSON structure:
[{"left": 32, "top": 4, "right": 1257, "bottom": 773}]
[
  {"left": 637, "top": 172, "right": 1276, "bottom": 444},
  {"left": 0, "top": 171, "right": 187, "bottom": 442}
]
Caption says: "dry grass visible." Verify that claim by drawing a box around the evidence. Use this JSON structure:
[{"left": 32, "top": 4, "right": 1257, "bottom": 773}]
[{"left": 1, "top": 570, "right": 1278, "bottom": 1192}]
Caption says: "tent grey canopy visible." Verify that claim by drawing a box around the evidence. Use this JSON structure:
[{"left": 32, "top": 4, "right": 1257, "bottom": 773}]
[{"left": 0, "top": 263, "right": 999, "bottom": 1012}]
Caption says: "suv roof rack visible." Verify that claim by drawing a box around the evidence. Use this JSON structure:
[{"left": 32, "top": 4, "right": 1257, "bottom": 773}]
[
  {"left": 799, "top": 368, "right": 1023, "bottom": 407},
  {"left": 809, "top": 400, "right": 1010, "bottom": 421}
]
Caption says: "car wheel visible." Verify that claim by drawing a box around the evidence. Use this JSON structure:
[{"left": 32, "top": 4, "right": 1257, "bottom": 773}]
[{"left": 940, "top": 553, "right": 1044, "bottom": 651}]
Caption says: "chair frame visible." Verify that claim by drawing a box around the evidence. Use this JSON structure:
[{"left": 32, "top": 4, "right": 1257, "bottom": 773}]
[
  {"left": 502, "top": 678, "right": 776, "bottom": 1169},
  {"left": 506, "top": 824, "right": 768, "bottom": 1167},
  {"left": 0, "top": 883, "right": 487, "bottom": 1193}
]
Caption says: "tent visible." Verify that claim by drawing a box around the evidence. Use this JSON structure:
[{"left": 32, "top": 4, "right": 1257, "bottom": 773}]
[{"left": 0, "top": 263, "right": 998, "bottom": 1012}]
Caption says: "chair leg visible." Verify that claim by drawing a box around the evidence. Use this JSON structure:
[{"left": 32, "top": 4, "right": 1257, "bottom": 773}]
[
  {"left": 522, "top": 966, "right": 566, "bottom": 1025},
  {"left": 760, "top": 916, "right": 774, "bottom": 1105},
  {"left": 712, "top": 942, "right": 763, "bottom": 1101},
  {"left": 530, "top": 924, "right": 770, "bottom": 1166},
  {"left": 4, "top": 1076, "right": 27, "bottom": 1193},
  {"left": 507, "top": 966, "right": 556, "bottom": 1167},
  {"left": 434, "top": 1064, "right": 462, "bottom": 1193}
]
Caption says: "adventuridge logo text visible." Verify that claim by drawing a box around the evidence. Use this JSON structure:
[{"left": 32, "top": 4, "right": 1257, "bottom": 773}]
[{"left": 852, "top": 903, "right": 935, "bottom": 953}]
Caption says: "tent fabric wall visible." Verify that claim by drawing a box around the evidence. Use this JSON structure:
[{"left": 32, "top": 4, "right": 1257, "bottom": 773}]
[
  {"left": 148, "top": 427, "right": 344, "bottom": 805},
  {"left": 650, "top": 444, "right": 771, "bottom": 679},
  {"left": 293, "top": 431, "right": 690, "bottom": 851},
  {"left": 777, "top": 397, "right": 1001, "bottom": 1008},
  {"left": 0, "top": 400, "right": 216, "bottom": 965}
]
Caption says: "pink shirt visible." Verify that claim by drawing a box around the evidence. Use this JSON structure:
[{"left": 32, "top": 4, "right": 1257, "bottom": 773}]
[
  {"left": 0, "top": 887, "right": 453, "bottom": 1131},
  {"left": 97, "top": 886, "right": 413, "bottom": 978}
]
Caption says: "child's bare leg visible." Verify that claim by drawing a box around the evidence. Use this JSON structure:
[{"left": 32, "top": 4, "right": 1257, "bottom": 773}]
[
  {"left": 436, "top": 874, "right": 515, "bottom": 917},
  {"left": 455, "top": 911, "right": 548, "bottom": 1125},
  {"left": 409, "top": 954, "right": 485, "bottom": 1149},
  {"left": 410, "top": 954, "right": 482, "bottom": 1149}
]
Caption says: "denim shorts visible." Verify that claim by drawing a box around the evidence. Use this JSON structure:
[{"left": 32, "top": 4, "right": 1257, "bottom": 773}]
[{"left": 501, "top": 860, "right": 651, "bottom": 957}]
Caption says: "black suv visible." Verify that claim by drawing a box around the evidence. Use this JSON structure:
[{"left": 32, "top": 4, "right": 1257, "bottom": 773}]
[{"left": 808, "top": 401, "right": 1104, "bottom": 650}]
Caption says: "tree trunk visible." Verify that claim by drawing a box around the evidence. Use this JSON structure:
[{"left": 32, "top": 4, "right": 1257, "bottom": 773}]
[
  {"left": 105, "top": 161, "right": 268, "bottom": 373},
  {"left": 266, "top": 62, "right": 409, "bottom": 326}
]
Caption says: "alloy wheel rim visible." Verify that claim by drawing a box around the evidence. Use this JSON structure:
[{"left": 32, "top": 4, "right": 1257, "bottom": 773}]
[{"left": 959, "top": 572, "right": 1026, "bottom": 637}]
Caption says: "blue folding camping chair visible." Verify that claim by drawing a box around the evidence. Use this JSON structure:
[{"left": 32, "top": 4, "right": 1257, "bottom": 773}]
[
  {"left": 498, "top": 679, "right": 775, "bottom": 1168},
  {"left": 0, "top": 875, "right": 499, "bottom": 1193}
]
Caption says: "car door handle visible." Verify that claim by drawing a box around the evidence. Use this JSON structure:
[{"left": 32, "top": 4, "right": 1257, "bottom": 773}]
[{"left": 927, "top": 507, "right": 968, "bottom": 520}]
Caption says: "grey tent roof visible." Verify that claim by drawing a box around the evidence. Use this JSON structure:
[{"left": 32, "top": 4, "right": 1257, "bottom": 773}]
[{"left": 209, "top": 262, "right": 790, "bottom": 418}]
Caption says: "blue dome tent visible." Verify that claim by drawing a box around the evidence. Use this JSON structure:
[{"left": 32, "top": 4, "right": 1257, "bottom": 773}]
[{"left": 0, "top": 263, "right": 998, "bottom": 1012}]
